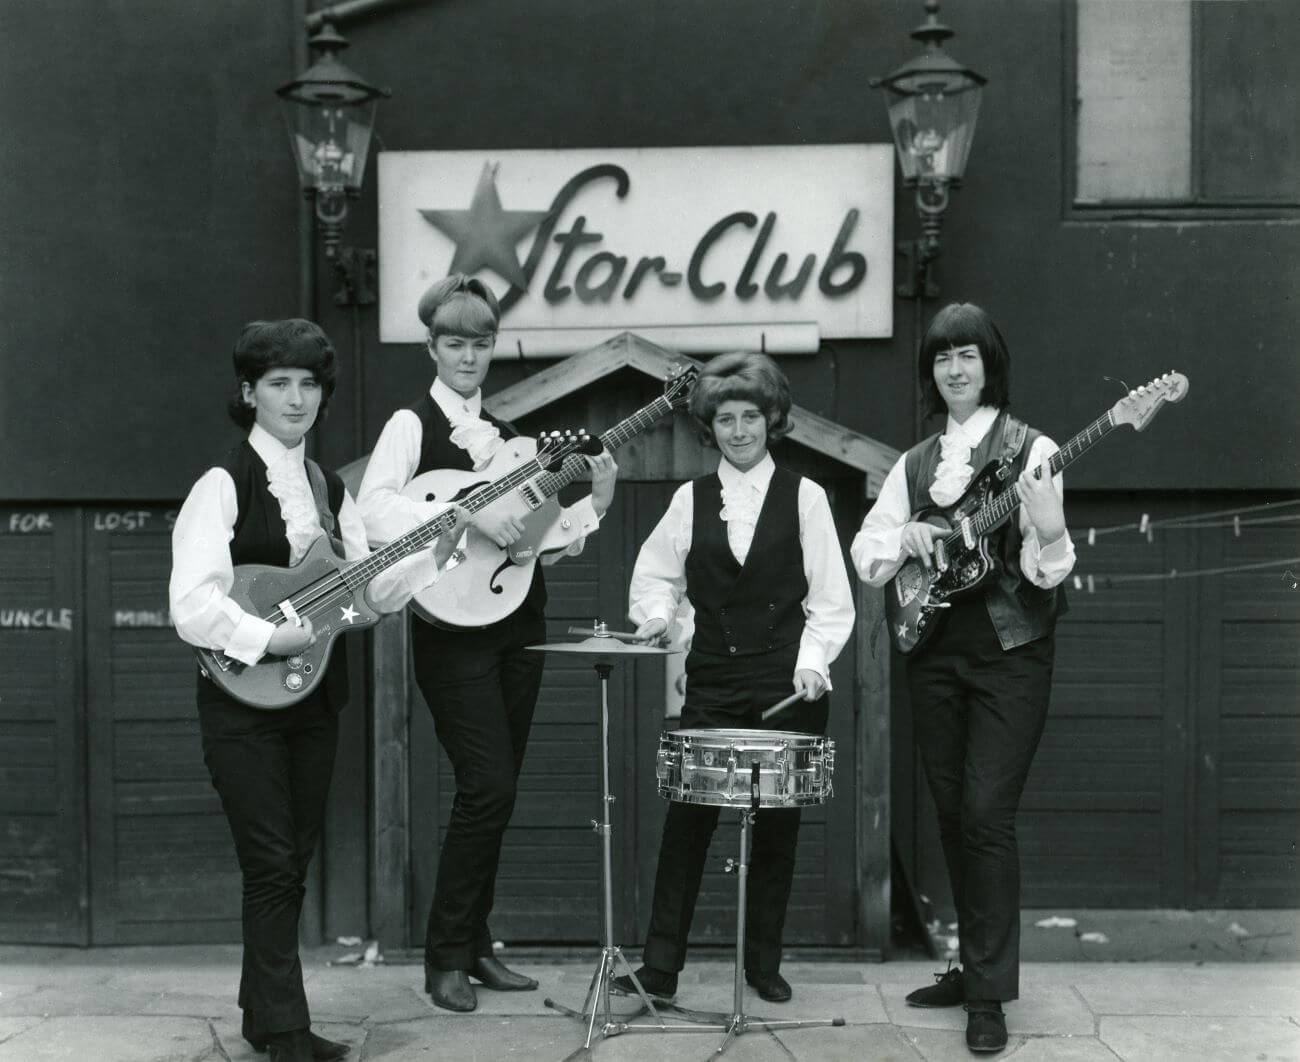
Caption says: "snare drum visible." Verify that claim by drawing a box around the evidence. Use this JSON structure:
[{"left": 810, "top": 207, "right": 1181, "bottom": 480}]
[{"left": 656, "top": 729, "right": 834, "bottom": 808}]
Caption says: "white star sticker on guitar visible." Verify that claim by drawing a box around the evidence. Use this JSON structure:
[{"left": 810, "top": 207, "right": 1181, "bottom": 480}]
[
  {"left": 896, "top": 622, "right": 910, "bottom": 640},
  {"left": 340, "top": 604, "right": 359, "bottom": 624}
]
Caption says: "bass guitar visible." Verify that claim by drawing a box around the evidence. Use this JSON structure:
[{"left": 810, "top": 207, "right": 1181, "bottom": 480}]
[
  {"left": 194, "top": 432, "right": 591, "bottom": 709},
  {"left": 887, "top": 371, "right": 1189, "bottom": 655},
  {"left": 403, "top": 365, "right": 699, "bottom": 628}
]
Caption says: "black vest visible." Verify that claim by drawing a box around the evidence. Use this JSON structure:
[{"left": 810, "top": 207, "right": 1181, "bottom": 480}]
[
  {"left": 218, "top": 441, "right": 351, "bottom": 711},
  {"left": 407, "top": 394, "right": 547, "bottom": 623},
  {"left": 905, "top": 412, "right": 1067, "bottom": 651},
  {"left": 685, "top": 466, "right": 808, "bottom": 658}
]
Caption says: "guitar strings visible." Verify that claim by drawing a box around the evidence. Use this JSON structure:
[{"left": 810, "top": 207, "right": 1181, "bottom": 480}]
[
  {"left": 258, "top": 389, "right": 688, "bottom": 628},
  {"left": 256, "top": 448, "right": 560, "bottom": 626}
]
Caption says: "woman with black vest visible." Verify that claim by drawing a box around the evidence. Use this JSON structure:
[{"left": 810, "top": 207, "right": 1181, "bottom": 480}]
[
  {"left": 851, "top": 303, "right": 1076, "bottom": 1054},
  {"left": 170, "top": 319, "right": 459, "bottom": 1062},
  {"left": 612, "top": 351, "right": 854, "bottom": 1006},
  {"left": 356, "top": 274, "right": 618, "bottom": 1013}
]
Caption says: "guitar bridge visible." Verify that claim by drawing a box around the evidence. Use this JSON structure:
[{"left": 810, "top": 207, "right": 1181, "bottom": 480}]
[{"left": 517, "top": 482, "right": 544, "bottom": 511}]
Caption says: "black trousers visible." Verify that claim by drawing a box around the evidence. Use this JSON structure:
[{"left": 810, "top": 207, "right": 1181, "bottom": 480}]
[
  {"left": 197, "top": 677, "right": 338, "bottom": 1037},
  {"left": 905, "top": 596, "right": 1054, "bottom": 1002},
  {"left": 642, "top": 646, "right": 826, "bottom": 975},
  {"left": 412, "top": 610, "right": 546, "bottom": 970}
]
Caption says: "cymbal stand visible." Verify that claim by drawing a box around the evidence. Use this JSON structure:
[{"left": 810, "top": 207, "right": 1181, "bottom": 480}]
[{"left": 545, "top": 660, "right": 669, "bottom": 1059}]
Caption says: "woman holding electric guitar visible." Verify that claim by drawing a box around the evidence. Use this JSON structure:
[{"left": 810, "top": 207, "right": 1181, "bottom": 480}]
[
  {"left": 170, "top": 319, "right": 463, "bottom": 1062},
  {"left": 356, "top": 275, "right": 618, "bottom": 1013},
  {"left": 850, "top": 303, "right": 1076, "bottom": 1055}
]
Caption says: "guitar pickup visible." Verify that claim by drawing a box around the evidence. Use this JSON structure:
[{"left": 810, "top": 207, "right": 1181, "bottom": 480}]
[
  {"left": 934, "top": 537, "right": 949, "bottom": 572},
  {"left": 277, "top": 599, "right": 302, "bottom": 626},
  {"left": 517, "top": 482, "right": 544, "bottom": 511},
  {"left": 958, "top": 518, "right": 976, "bottom": 550}
]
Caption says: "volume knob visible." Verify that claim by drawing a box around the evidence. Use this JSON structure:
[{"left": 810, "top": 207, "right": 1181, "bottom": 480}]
[{"left": 285, "top": 673, "right": 304, "bottom": 691}]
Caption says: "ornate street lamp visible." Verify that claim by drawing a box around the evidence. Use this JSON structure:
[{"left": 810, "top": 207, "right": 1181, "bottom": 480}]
[
  {"left": 277, "top": 21, "right": 390, "bottom": 305},
  {"left": 871, "top": 0, "right": 985, "bottom": 299}
]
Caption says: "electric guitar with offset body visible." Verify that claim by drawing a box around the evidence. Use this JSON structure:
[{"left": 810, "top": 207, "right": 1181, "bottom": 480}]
[{"left": 887, "top": 372, "right": 1189, "bottom": 655}]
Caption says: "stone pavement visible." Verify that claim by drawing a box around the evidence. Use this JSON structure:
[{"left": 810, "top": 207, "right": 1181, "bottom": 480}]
[{"left": 0, "top": 947, "right": 1297, "bottom": 1062}]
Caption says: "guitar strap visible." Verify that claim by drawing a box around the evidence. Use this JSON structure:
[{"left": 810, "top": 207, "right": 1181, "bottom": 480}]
[
  {"left": 305, "top": 458, "right": 346, "bottom": 555},
  {"left": 1000, "top": 414, "right": 1029, "bottom": 469}
]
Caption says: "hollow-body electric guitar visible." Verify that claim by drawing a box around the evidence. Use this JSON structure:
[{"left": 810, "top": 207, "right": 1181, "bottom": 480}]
[
  {"left": 194, "top": 433, "right": 592, "bottom": 709},
  {"left": 404, "top": 365, "right": 699, "bottom": 629},
  {"left": 887, "top": 372, "right": 1189, "bottom": 655}
]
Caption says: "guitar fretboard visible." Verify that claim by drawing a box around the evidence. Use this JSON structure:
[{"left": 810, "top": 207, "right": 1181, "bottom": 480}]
[
  {"left": 533, "top": 395, "right": 676, "bottom": 496},
  {"left": 948, "top": 411, "right": 1118, "bottom": 544}
]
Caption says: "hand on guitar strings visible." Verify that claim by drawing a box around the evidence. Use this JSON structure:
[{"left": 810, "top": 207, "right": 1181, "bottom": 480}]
[
  {"left": 584, "top": 452, "right": 619, "bottom": 517},
  {"left": 472, "top": 506, "right": 528, "bottom": 548},
  {"left": 1017, "top": 457, "right": 1067, "bottom": 546},
  {"left": 268, "top": 616, "right": 315, "bottom": 656},
  {"left": 432, "top": 505, "right": 471, "bottom": 568},
  {"left": 901, "top": 521, "right": 942, "bottom": 570}
]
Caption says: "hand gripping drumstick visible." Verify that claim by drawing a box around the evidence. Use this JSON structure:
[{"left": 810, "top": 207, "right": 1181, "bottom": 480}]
[{"left": 760, "top": 689, "right": 806, "bottom": 722}]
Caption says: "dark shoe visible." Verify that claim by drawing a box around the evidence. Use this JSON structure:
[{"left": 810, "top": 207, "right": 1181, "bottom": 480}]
[
  {"left": 245, "top": 1020, "right": 350, "bottom": 1061},
  {"left": 905, "top": 964, "right": 964, "bottom": 1008},
  {"left": 469, "top": 955, "right": 538, "bottom": 991},
  {"left": 610, "top": 964, "right": 677, "bottom": 1003},
  {"left": 745, "top": 970, "right": 792, "bottom": 1003},
  {"left": 424, "top": 965, "right": 477, "bottom": 1012},
  {"left": 265, "top": 1029, "right": 314, "bottom": 1062},
  {"left": 965, "top": 1001, "right": 1008, "bottom": 1053}
]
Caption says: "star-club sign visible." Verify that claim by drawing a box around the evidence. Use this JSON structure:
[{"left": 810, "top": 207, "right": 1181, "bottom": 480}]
[{"left": 419, "top": 162, "right": 550, "bottom": 291}]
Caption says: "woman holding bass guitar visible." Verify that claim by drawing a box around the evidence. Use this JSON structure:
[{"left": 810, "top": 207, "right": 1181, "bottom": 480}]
[
  {"left": 356, "top": 274, "right": 618, "bottom": 1013},
  {"left": 170, "top": 319, "right": 464, "bottom": 1062},
  {"left": 851, "top": 303, "right": 1075, "bottom": 1054}
]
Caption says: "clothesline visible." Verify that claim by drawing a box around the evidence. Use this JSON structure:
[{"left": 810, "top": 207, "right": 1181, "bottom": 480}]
[
  {"left": 1072, "top": 555, "right": 1300, "bottom": 592},
  {"left": 1074, "top": 499, "right": 1300, "bottom": 544}
]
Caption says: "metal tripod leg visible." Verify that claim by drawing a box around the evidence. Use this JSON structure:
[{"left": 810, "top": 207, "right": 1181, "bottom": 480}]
[{"left": 658, "top": 795, "right": 847, "bottom": 1059}]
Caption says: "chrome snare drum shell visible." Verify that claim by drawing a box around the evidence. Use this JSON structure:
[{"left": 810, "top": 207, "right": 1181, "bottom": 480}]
[{"left": 657, "top": 729, "right": 835, "bottom": 808}]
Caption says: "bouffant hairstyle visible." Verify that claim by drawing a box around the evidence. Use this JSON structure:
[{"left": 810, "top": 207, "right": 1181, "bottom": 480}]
[
  {"left": 689, "top": 351, "right": 793, "bottom": 448},
  {"left": 226, "top": 318, "right": 337, "bottom": 429},
  {"left": 417, "top": 273, "right": 501, "bottom": 340},
  {"left": 918, "top": 302, "right": 1012, "bottom": 418}
]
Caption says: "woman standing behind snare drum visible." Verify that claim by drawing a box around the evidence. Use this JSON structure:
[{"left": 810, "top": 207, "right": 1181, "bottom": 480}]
[{"left": 612, "top": 351, "right": 854, "bottom": 1006}]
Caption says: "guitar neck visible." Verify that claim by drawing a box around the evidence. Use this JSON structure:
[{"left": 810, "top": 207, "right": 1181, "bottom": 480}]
[
  {"left": 533, "top": 394, "right": 676, "bottom": 496},
  {"left": 338, "top": 450, "right": 554, "bottom": 589},
  {"left": 969, "top": 411, "right": 1118, "bottom": 537}
]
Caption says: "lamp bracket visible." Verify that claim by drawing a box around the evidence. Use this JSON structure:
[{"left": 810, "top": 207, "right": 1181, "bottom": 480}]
[{"left": 331, "top": 246, "right": 378, "bottom": 308}]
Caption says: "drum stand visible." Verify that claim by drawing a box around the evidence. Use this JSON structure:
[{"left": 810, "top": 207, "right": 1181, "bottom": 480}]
[{"left": 651, "top": 766, "right": 846, "bottom": 1057}]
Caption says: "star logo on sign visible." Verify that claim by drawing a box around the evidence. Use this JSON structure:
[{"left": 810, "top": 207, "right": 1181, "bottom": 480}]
[
  {"left": 340, "top": 604, "right": 359, "bottom": 625},
  {"left": 420, "top": 162, "right": 551, "bottom": 291}
]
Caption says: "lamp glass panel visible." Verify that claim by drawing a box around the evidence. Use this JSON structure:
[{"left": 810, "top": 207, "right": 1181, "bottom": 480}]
[
  {"left": 280, "top": 98, "right": 378, "bottom": 193},
  {"left": 886, "top": 83, "right": 982, "bottom": 182}
]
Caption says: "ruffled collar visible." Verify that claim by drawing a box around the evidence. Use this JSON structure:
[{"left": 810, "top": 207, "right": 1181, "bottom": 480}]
[
  {"left": 930, "top": 406, "right": 999, "bottom": 507},
  {"left": 431, "top": 377, "right": 502, "bottom": 471},
  {"left": 717, "top": 453, "right": 774, "bottom": 531},
  {"left": 249, "top": 424, "right": 319, "bottom": 563}
]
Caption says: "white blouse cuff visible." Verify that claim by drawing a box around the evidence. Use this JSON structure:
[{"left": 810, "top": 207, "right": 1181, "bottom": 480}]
[{"left": 225, "top": 612, "right": 277, "bottom": 666}]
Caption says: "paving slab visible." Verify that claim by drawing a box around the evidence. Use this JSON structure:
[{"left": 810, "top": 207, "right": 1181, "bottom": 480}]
[
  {"left": 1074, "top": 965, "right": 1300, "bottom": 1016},
  {"left": 0, "top": 1015, "right": 216, "bottom": 1062},
  {"left": 1099, "top": 1014, "right": 1300, "bottom": 1062},
  {"left": 362, "top": 1015, "right": 581, "bottom": 1061},
  {"left": 771, "top": 1021, "right": 917, "bottom": 1061},
  {"left": 0, "top": 1017, "right": 44, "bottom": 1045}
]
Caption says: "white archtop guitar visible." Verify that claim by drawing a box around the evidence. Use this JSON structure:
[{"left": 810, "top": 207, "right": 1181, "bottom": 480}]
[{"left": 403, "top": 366, "right": 699, "bottom": 628}]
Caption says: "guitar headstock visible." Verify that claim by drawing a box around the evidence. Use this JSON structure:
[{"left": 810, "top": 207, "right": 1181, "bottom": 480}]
[
  {"left": 537, "top": 429, "right": 601, "bottom": 470},
  {"left": 1111, "top": 371, "right": 1189, "bottom": 432},
  {"left": 663, "top": 363, "right": 700, "bottom": 408}
]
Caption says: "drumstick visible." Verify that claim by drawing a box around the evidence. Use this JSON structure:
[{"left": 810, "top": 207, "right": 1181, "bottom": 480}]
[{"left": 760, "top": 690, "right": 806, "bottom": 722}]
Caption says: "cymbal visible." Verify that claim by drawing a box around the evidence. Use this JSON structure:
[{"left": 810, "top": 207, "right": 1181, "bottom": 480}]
[{"left": 526, "top": 636, "right": 677, "bottom": 656}]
